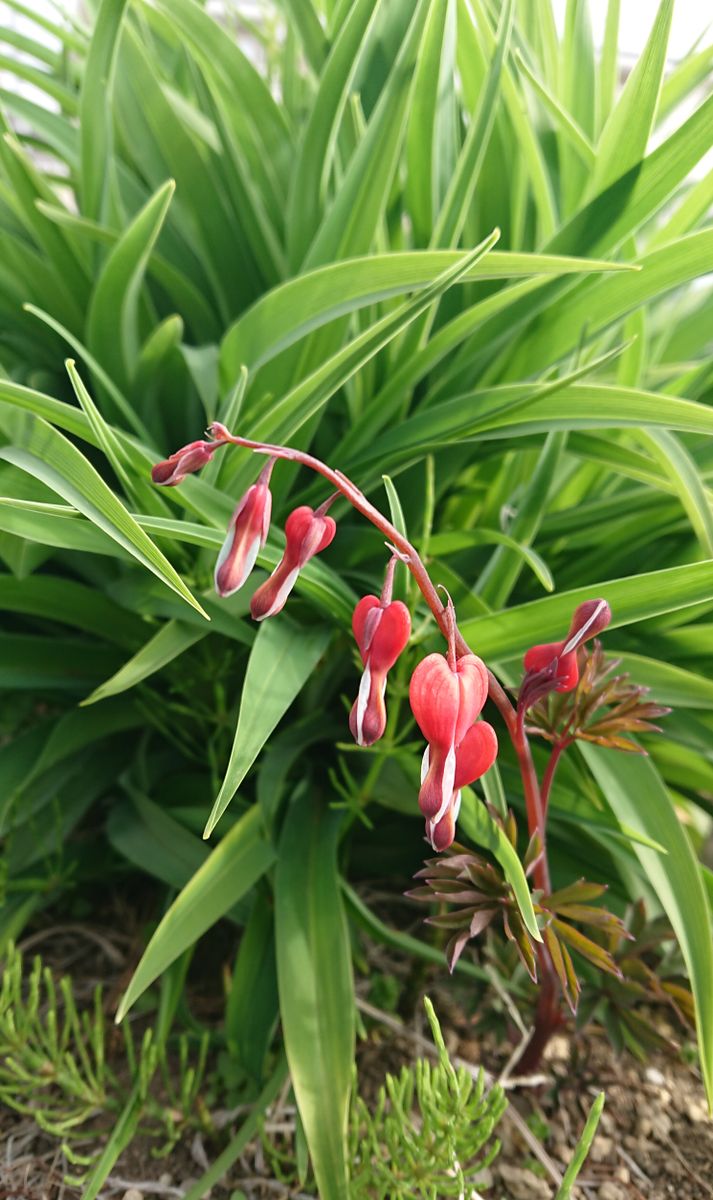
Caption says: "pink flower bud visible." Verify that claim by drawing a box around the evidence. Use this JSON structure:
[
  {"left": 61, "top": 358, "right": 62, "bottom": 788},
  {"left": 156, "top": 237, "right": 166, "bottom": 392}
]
[
  {"left": 409, "top": 652, "right": 488, "bottom": 822},
  {"left": 214, "top": 460, "right": 274, "bottom": 598},
  {"left": 250, "top": 504, "right": 336, "bottom": 621},
  {"left": 349, "top": 595, "right": 411, "bottom": 746},
  {"left": 523, "top": 598, "right": 611, "bottom": 693},
  {"left": 151, "top": 438, "right": 224, "bottom": 486}
]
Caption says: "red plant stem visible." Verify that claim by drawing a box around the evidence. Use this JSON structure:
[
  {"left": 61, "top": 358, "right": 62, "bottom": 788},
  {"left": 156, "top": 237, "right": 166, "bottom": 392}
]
[
  {"left": 214, "top": 429, "right": 561, "bottom": 1061},
  {"left": 518, "top": 971, "right": 564, "bottom": 1074},
  {"left": 216, "top": 431, "right": 550, "bottom": 860},
  {"left": 212, "top": 429, "right": 463, "bottom": 646},
  {"left": 540, "top": 738, "right": 573, "bottom": 819}
]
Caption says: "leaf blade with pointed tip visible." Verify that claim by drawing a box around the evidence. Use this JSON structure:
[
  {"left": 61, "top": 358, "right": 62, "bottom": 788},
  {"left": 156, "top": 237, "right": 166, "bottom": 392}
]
[
  {"left": 275, "top": 796, "right": 354, "bottom": 1200},
  {"left": 581, "top": 746, "right": 713, "bottom": 1109},
  {"left": 116, "top": 804, "right": 275, "bottom": 1021},
  {"left": 0, "top": 405, "right": 208, "bottom": 618},
  {"left": 204, "top": 621, "right": 331, "bottom": 838}
]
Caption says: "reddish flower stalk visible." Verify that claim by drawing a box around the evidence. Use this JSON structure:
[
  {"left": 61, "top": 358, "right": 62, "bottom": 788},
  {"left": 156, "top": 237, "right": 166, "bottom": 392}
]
[
  {"left": 201, "top": 424, "right": 547, "bottom": 857},
  {"left": 154, "top": 422, "right": 615, "bottom": 1068}
]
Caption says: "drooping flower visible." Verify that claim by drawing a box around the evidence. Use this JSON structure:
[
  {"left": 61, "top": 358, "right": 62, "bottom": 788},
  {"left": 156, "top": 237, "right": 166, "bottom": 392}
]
[
  {"left": 349, "top": 575, "right": 411, "bottom": 747},
  {"left": 151, "top": 432, "right": 227, "bottom": 486},
  {"left": 410, "top": 651, "right": 497, "bottom": 850},
  {"left": 523, "top": 599, "right": 612, "bottom": 695},
  {"left": 250, "top": 501, "right": 336, "bottom": 621},
  {"left": 214, "top": 458, "right": 275, "bottom": 598}
]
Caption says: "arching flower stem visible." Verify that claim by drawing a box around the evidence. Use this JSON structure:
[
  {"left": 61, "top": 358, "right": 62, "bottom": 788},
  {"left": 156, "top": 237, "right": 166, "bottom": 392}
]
[{"left": 209, "top": 423, "right": 551, "bottom": 892}]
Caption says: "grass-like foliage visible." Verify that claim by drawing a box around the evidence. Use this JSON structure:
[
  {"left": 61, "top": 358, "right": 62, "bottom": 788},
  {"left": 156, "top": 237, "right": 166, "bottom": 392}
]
[
  {"left": 0, "top": 942, "right": 209, "bottom": 1181},
  {"left": 0, "top": 0, "right": 712, "bottom": 1194}
]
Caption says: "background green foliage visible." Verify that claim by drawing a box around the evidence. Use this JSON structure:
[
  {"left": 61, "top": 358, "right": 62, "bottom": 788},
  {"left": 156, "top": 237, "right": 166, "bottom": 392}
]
[{"left": 1, "top": 0, "right": 713, "bottom": 1194}]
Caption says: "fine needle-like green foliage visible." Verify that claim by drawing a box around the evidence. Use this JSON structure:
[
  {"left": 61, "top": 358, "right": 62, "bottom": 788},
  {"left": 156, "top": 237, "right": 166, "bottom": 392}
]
[{"left": 0, "top": 0, "right": 712, "bottom": 1193}]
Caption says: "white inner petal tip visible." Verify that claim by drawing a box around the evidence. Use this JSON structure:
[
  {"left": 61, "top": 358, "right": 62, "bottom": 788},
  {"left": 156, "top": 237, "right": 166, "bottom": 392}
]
[
  {"left": 432, "top": 744, "right": 457, "bottom": 826},
  {"left": 562, "top": 599, "right": 608, "bottom": 655},
  {"left": 355, "top": 663, "right": 371, "bottom": 745}
]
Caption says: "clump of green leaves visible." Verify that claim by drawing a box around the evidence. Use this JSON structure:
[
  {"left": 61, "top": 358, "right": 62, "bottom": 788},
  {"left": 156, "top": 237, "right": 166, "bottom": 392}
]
[{"left": 348, "top": 997, "right": 506, "bottom": 1199}]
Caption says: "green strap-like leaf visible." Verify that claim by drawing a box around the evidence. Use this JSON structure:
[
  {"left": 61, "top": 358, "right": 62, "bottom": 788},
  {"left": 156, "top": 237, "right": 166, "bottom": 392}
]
[
  {"left": 0, "top": 404, "right": 207, "bottom": 618},
  {"left": 555, "top": 1092, "right": 605, "bottom": 1199},
  {"left": 405, "top": 0, "right": 457, "bottom": 246},
  {"left": 287, "top": 0, "right": 381, "bottom": 268},
  {"left": 204, "top": 621, "right": 331, "bottom": 838},
  {"left": 82, "top": 619, "right": 207, "bottom": 705},
  {"left": 80, "top": 0, "right": 129, "bottom": 221},
  {"left": 86, "top": 179, "right": 175, "bottom": 392},
  {"left": 283, "top": 0, "right": 330, "bottom": 74},
  {"left": 459, "top": 560, "right": 713, "bottom": 660},
  {"left": 303, "top": 0, "right": 431, "bottom": 268},
  {"left": 640, "top": 429, "right": 713, "bottom": 558},
  {"left": 581, "top": 746, "right": 713, "bottom": 1109},
  {"left": 116, "top": 804, "right": 275, "bottom": 1021},
  {"left": 585, "top": 0, "right": 673, "bottom": 200},
  {"left": 220, "top": 248, "right": 627, "bottom": 382},
  {"left": 275, "top": 796, "right": 355, "bottom": 1200}
]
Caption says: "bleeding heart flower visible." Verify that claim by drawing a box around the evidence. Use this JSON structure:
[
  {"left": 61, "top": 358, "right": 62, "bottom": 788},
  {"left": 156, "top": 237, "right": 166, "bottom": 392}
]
[
  {"left": 523, "top": 598, "right": 612, "bottom": 695},
  {"left": 409, "top": 651, "right": 490, "bottom": 833},
  {"left": 349, "top": 587, "right": 411, "bottom": 747},
  {"left": 250, "top": 501, "right": 336, "bottom": 621},
  {"left": 214, "top": 458, "right": 274, "bottom": 598}
]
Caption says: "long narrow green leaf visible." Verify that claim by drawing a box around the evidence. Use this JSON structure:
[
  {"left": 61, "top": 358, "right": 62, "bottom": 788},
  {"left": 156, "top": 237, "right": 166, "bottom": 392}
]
[
  {"left": 287, "top": 0, "right": 381, "bottom": 268},
  {"left": 220, "top": 248, "right": 627, "bottom": 383},
  {"left": 476, "top": 432, "right": 565, "bottom": 606},
  {"left": 458, "top": 788, "right": 541, "bottom": 942},
  {"left": 83, "top": 620, "right": 207, "bottom": 705},
  {"left": 80, "top": 0, "right": 129, "bottom": 220},
  {"left": 459, "top": 561, "right": 713, "bottom": 660},
  {"left": 585, "top": 0, "right": 673, "bottom": 200},
  {"left": 204, "top": 621, "right": 331, "bottom": 838},
  {"left": 641, "top": 429, "right": 713, "bottom": 557},
  {"left": 431, "top": 0, "right": 512, "bottom": 248},
  {"left": 505, "top": 229, "right": 713, "bottom": 381},
  {"left": 275, "top": 796, "right": 354, "bottom": 1200},
  {"left": 596, "top": 0, "right": 620, "bottom": 135},
  {"left": 352, "top": 381, "right": 713, "bottom": 472},
  {"left": 116, "top": 805, "right": 275, "bottom": 1021},
  {"left": 247, "top": 235, "right": 501, "bottom": 451},
  {"left": 581, "top": 746, "right": 713, "bottom": 1108},
  {"left": 0, "top": 406, "right": 207, "bottom": 618},
  {"left": 284, "top": 0, "right": 329, "bottom": 74},
  {"left": 458, "top": 0, "right": 557, "bottom": 240},
  {"left": 516, "top": 49, "right": 595, "bottom": 167},
  {"left": 86, "top": 179, "right": 175, "bottom": 391},
  {"left": 304, "top": 0, "right": 430, "bottom": 267},
  {"left": 555, "top": 1093, "right": 605, "bottom": 1199},
  {"left": 405, "top": 0, "right": 456, "bottom": 246},
  {"left": 548, "top": 90, "right": 713, "bottom": 258}
]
